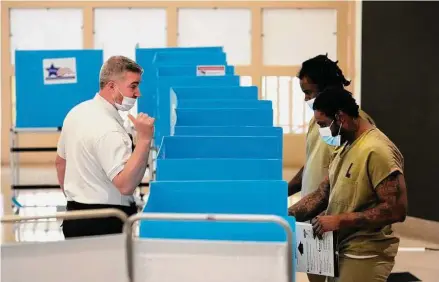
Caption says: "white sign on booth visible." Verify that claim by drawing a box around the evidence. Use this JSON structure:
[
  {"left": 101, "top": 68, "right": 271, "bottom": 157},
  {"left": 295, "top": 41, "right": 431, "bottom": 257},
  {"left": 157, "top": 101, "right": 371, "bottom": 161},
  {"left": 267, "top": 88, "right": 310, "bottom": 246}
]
[
  {"left": 196, "top": 65, "right": 226, "bottom": 76},
  {"left": 43, "top": 57, "right": 78, "bottom": 85}
]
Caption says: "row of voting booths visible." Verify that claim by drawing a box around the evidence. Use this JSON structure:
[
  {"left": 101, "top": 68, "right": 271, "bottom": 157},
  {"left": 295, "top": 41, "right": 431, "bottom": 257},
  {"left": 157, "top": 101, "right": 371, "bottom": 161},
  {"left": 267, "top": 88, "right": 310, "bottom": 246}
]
[{"left": 5, "top": 46, "right": 298, "bottom": 282}]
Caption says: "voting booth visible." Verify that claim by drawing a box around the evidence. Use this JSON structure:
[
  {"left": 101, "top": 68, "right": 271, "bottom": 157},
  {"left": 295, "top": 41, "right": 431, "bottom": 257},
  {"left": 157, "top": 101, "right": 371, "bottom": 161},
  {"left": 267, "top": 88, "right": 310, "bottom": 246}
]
[
  {"left": 10, "top": 49, "right": 103, "bottom": 196},
  {"left": 135, "top": 46, "right": 298, "bottom": 281}
]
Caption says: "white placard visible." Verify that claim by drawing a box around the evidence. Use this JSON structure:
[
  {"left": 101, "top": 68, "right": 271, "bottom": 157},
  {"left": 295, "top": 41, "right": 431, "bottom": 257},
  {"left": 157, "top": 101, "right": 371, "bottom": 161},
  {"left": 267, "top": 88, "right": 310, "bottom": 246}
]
[
  {"left": 196, "top": 65, "right": 226, "bottom": 76},
  {"left": 295, "top": 222, "right": 337, "bottom": 277},
  {"left": 43, "top": 57, "right": 78, "bottom": 85}
]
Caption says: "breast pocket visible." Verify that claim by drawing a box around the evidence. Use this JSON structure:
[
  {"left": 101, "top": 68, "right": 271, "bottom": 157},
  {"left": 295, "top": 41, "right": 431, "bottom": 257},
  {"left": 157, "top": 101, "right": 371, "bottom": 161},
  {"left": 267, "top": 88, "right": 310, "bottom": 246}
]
[{"left": 329, "top": 175, "right": 358, "bottom": 212}]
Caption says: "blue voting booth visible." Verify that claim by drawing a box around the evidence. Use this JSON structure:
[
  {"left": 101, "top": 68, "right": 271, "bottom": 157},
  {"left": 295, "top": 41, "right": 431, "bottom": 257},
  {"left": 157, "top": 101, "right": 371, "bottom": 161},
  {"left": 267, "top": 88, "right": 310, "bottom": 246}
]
[
  {"left": 11, "top": 49, "right": 103, "bottom": 207},
  {"left": 14, "top": 50, "right": 103, "bottom": 128},
  {"left": 136, "top": 47, "right": 296, "bottom": 270}
]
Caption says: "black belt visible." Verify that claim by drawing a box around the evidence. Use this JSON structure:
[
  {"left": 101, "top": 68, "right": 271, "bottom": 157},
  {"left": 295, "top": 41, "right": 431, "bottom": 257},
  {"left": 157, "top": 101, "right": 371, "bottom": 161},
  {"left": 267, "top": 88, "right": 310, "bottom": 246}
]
[{"left": 66, "top": 200, "right": 137, "bottom": 217}]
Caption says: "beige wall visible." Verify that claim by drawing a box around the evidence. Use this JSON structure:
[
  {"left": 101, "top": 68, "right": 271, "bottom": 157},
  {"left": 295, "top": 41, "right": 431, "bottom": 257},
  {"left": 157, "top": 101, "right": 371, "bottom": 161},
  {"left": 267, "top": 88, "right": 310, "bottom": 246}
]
[{"left": 1, "top": 1, "right": 357, "bottom": 168}]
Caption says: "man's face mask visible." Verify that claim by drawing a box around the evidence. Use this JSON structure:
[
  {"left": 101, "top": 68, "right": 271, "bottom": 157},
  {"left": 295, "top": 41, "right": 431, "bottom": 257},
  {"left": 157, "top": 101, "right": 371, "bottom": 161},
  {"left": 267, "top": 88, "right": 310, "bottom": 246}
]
[
  {"left": 318, "top": 120, "right": 342, "bottom": 147},
  {"left": 114, "top": 86, "right": 136, "bottom": 112},
  {"left": 306, "top": 98, "right": 315, "bottom": 110}
]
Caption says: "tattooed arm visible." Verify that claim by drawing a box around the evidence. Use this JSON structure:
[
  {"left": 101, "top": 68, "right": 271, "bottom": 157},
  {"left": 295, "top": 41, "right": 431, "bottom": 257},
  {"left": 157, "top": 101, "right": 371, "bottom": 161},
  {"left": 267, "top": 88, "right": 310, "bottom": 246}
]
[
  {"left": 338, "top": 171, "right": 407, "bottom": 229},
  {"left": 288, "top": 166, "right": 304, "bottom": 196},
  {"left": 288, "top": 175, "right": 331, "bottom": 222}
]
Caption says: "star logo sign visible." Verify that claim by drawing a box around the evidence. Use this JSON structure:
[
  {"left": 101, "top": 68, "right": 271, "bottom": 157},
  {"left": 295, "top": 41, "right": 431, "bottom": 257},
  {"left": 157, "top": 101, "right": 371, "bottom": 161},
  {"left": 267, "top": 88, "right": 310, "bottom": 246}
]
[{"left": 46, "top": 64, "right": 60, "bottom": 77}]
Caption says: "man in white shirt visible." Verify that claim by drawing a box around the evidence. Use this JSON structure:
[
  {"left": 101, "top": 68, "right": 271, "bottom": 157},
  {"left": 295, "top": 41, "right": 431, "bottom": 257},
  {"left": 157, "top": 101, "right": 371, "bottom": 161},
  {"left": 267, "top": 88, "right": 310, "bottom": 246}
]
[{"left": 55, "top": 55, "right": 154, "bottom": 238}]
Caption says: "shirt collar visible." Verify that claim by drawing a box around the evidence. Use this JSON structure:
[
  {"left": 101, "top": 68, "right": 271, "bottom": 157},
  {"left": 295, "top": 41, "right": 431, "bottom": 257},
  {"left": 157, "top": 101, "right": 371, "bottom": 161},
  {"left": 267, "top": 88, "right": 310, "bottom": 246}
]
[{"left": 94, "top": 93, "right": 124, "bottom": 127}]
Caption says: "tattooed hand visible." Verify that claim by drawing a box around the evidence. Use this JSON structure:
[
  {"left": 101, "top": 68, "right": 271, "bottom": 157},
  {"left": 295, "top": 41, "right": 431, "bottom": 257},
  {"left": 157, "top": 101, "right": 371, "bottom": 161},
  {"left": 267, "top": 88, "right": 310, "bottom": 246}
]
[{"left": 311, "top": 215, "right": 341, "bottom": 239}]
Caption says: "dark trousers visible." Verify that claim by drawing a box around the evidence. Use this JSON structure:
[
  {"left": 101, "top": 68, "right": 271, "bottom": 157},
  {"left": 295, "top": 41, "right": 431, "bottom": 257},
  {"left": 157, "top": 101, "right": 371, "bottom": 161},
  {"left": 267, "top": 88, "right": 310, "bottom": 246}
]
[{"left": 62, "top": 201, "right": 137, "bottom": 238}]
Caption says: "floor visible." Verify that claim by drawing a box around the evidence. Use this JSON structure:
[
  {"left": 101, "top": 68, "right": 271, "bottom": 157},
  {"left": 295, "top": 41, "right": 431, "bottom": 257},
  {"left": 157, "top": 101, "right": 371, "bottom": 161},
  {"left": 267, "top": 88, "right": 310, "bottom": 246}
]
[{"left": 2, "top": 166, "right": 439, "bottom": 281}]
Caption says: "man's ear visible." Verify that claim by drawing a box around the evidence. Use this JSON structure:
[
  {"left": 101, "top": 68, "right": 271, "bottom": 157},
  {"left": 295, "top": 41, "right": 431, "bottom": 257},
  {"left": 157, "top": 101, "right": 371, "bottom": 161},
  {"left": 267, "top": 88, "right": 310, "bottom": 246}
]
[
  {"left": 107, "top": 81, "right": 115, "bottom": 90},
  {"left": 335, "top": 111, "right": 345, "bottom": 124}
]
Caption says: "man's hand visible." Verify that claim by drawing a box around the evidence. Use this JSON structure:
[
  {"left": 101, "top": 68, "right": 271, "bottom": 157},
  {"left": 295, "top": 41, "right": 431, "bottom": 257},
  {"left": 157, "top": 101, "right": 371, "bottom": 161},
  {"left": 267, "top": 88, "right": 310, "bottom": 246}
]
[
  {"left": 311, "top": 215, "right": 340, "bottom": 239},
  {"left": 287, "top": 176, "right": 330, "bottom": 222},
  {"left": 128, "top": 113, "right": 154, "bottom": 142}
]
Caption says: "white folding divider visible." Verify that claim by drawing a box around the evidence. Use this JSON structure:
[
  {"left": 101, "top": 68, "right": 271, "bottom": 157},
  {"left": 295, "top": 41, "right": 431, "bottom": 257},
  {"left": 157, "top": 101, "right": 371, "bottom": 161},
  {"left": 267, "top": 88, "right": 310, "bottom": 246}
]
[
  {"left": 124, "top": 213, "right": 294, "bottom": 282},
  {"left": 1, "top": 209, "right": 129, "bottom": 282},
  {"left": 2, "top": 211, "right": 294, "bottom": 282}
]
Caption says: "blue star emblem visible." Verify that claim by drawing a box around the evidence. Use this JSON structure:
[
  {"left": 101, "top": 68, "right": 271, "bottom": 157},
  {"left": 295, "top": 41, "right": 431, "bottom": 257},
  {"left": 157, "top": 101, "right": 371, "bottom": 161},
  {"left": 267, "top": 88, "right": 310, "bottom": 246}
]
[{"left": 46, "top": 64, "right": 59, "bottom": 77}]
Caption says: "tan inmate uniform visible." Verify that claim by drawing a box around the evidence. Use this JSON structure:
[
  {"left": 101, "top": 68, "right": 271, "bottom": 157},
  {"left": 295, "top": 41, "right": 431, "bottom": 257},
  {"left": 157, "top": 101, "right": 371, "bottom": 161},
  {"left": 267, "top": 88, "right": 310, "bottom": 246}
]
[
  {"left": 301, "top": 109, "right": 375, "bottom": 197},
  {"left": 303, "top": 110, "right": 375, "bottom": 282},
  {"left": 326, "top": 128, "right": 404, "bottom": 282}
]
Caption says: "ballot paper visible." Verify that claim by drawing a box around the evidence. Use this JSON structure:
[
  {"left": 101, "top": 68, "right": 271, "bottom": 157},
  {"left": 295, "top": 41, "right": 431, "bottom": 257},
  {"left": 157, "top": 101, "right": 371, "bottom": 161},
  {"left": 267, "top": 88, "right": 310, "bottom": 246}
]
[{"left": 295, "top": 222, "right": 338, "bottom": 277}]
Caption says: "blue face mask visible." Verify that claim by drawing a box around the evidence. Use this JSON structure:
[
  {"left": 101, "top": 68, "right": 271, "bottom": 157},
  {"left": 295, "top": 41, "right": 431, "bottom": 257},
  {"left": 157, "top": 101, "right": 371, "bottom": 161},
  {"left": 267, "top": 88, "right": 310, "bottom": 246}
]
[
  {"left": 318, "top": 120, "right": 342, "bottom": 146},
  {"left": 306, "top": 98, "right": 315, "bottom": 110}
]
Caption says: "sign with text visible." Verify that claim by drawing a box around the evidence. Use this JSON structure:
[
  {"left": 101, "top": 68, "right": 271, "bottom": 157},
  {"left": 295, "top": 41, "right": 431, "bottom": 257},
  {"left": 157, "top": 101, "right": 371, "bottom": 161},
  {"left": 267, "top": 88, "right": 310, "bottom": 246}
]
[
  {"left": 196, "top": 65, "right": 226, "bottom": 76},
  {"left": 43, "top": 57, "right": 77, "bottom": 85}
]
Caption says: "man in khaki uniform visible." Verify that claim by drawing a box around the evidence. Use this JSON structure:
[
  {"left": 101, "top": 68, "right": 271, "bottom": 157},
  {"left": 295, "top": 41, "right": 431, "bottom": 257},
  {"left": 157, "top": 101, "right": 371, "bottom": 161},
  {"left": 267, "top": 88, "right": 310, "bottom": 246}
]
[
  {"left": 288, "top": 54, "right": 375, "bottom": 200},
  {"left": 288, "top": 88, "right": 408, "bottom": 282}
]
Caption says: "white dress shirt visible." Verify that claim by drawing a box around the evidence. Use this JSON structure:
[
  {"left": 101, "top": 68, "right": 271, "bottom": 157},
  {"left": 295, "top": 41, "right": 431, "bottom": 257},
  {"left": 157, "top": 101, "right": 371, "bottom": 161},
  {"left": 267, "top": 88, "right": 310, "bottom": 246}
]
[{"left": 57, "top": 93, "right": 134, "bottom": 206}]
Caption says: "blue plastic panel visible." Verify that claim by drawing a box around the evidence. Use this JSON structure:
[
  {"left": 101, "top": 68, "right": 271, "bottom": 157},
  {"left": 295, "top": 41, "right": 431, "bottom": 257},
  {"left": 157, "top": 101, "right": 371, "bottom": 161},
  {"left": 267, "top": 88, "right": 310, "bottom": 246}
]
[
  {"left": 145, "top": 180, "right": 287, "bottom": 215},
  {"left": 176, "top": 108, "right": 273, "bottom": 126},
  {"left": 139, "top": 215, "right": 296, "bottom": 242},
  {"left": 156, "top": 158, "right": 283, "bottom": 181},
  {"left": 136, "top": 46, "right": 223, "bottom": 66},
  {"left": 173, "top": 126, "right": 282, "bottom": 137},
  {"left": 153, "top": 51, "right": 227, "bottom": 65},
  {"left": 14, "top": 49, "right": 103, "bottom": 128},
  {"left": 177, "top": 99, "right": 272, "bottom": 109},
  {"left": 158, "top": 136, "right": 282, "bottom": 159},
  {"left": 149, "top": 76, "right": 241, "bottom": 144},
  {"left": 172, "top": 86, "right": 258, "bottom": 100},
  {"left": 157, "top": 65, "right": 234, "bottom": 77}
]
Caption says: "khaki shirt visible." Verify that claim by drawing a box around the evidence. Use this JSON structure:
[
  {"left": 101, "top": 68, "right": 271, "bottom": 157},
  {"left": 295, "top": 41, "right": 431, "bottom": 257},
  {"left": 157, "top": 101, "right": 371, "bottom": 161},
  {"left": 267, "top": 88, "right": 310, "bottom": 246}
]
[
  {"left": 326, "top": 128, "right": 404, "bottom": 258},
  {"left": 301, "top": 110, "right": 375, "bottom": 197}
]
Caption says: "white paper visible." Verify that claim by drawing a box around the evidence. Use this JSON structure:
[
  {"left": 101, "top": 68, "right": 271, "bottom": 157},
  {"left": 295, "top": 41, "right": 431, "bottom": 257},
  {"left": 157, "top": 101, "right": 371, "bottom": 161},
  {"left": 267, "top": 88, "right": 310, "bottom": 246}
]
[
  {"left": 295, "top": 222, "right": 336, "bottom": 277},
  {"left": 196, "top": 65, "right": 226, "bottom": 76},
  {"left": 43, "top": 57, "right": 78, "bottom": 85}
]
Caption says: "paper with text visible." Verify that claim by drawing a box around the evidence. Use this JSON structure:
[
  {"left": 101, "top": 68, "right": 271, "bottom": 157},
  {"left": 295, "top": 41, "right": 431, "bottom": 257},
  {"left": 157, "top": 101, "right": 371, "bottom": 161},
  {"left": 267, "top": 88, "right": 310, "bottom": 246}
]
[{"left": 295, "top": 222, "right": 337, "bottom": 277}]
